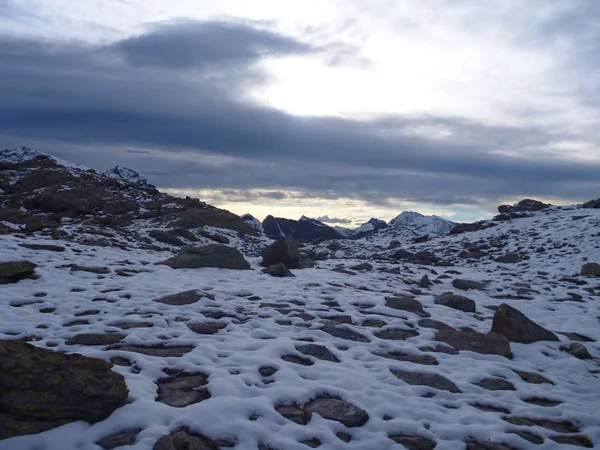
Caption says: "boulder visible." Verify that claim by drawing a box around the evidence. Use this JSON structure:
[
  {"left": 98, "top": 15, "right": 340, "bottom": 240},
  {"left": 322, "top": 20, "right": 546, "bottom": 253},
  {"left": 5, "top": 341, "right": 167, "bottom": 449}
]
[
  {"left": 0, "top": 260, "right": 37, "bottom": 284},
  {"left": 0, "top": 340, "right": 128, "bottom": 440},
  {"left": 580, "top": 262, "right": 600, "bottom": 277},
  {"left": 434, "top": 292, "right": 476, "bottom": 312},
  {"left": 560, "top": 342, "right": 592, "bottom": 359},
  {"left": 157, "top": 245, "right": 251, "bottom": 270},
  {"left": 391, "top": 369, "right": 461, "bottom": 393},
  {"left": 149, "top": 230, "right": 185, "bottom": 246},
  {"left": 261, "top": 236, "right": 301, "bottom": 268},
  {"left": 385, "top": 296, "right": 429, "bottom": 317},
  {"left": 262, "top": 263, "right": 295, "bottom": 277},
  {"left": 304, "top": 397, "right": 369, "bottom": 427},
  {"left": 349, "top": 262, "right": 373, "bottom": 271},
  {"left": 497, "top": 199, "right": 550, "bottom": 214},
  {"left": 153, "top": 290, "right": 214, "bottom": 305},
  {"left": 491, "top": 304, "right": 558, "bottom": 343},
  {"left": 495, "top": 253, "right": 525, "bottom": 264},
  {"left": 436, "top": 328, "right": 512, "bottom": 358},
  {"left": 153, "top": 428, "right": 234, "bottom": 450},
  {"left": 452, "top": 279, "right": 486, "bottom": 290},
  {"left": 581, "top": 198, "right": 600, "bottom": 209}
]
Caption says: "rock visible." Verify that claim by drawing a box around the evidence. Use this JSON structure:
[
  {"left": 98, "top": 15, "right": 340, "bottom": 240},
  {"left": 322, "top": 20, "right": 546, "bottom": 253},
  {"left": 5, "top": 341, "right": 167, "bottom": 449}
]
[
  {"left": 296, "top": 344, "right": 340, "bottom": 362},
  {"left": 458, "top": 250, "right": 488, "bottom": 259},
  {"left": 375, "top": 328, "right": 420, "bottom": 341},
  {"left": 581, "top": 198, "right": 600, "bottom": 209},
  {"left": 475, "top": 377, "right": 515, "bottom": 391},
  {"left": 157, "top": 245, "right": 251, "bottom": 270},
  {"left": 70, "top": 265, "right": 111, "bottom": 274},
  {"left": 549, "top": 435, "right": 594, "bottom": 447},
  {"left": 261, "top": 236, "right": 301, "bottom": 268},
  {"left": 466, "top": 441, "right": 518, "bottom": 450},
  {"left": 276, "top": 405, "right": 309, "bottom": 425},
  {"left": 512, "top": 369, "right": 553, "bottom": 384},
  {"left": 102, "top": 200, "right": 137, "bottom": 215},
  {"left": 389, "top": 435, "right": 437, "bottom": 450},
  {"left": 187, "top": 322, "right": 228, "bottom": 335},
  {"left": 65, "top": 333, "right": 125, "bottom": 346},
  {"left": 503, "top": 416, "right": 579, "bottom": 433},
  {"left": 559, "top": 342, "right": 592, "bottom": 359},
  {"left": 149, "top": 230, "right": 185, "bottom": 246},
  {"left": 156, "top": 371, "right": 210, "bottom": 407},
  {"left": 0, "top": 260, "right": 37, "bottom": 284},
  {"left": 419, "top": 274, "right": 432, "bottom": 288},
  {"left": 491, "top": 303, "right": 559, "bottom": 343},
  {"left": 385, "top": 296, "right": 429, "bottom": 317},
  {"left": 0, "top": 340, "right": 128, "bottom": 440},
  {"left": 452, "top": 279, "right": 486, "bottom": 290},
  {"left": 375, "top": 351, "right": 438, "bottom": 365},
  {"left": 498, "top": 199, "right": 549, "bottom": 214},
  {"left": 435, "top": 328, "right": 512, "bottom": 358},
  {"left": 110, "top": 344, "right": 193, "bottom": 357},
  {"left": 259, "top": 366, "right": 278, "bottom": 377},
  {"left": 25, "top": 218, "right": 45, "bottom": 232},
  {"left": 198, "top": 229, "right": 230, "bottom": 244},
  {"left": 19, "top": 243, "right": 65, "bottom": 252},
  {"left": 153, "top": 289, "right": 215, "bottom": 306},
  {"left": 349, "top": 262, "right": 373, "bottom": 271},
  {"left": 305, "top": 397, "right": 369, "bottom": 427},
  {"left": 391, "top": 369, "right": 461, "bottom": 393},
  {"left": 580, "top": 262, "right": 600, "bottom": 277},
  {"left": 434, "top": 292, "right": 476, "bottom": 312},
  {"left": 96, "top": 428, "right": 143, "bottom": 450},
  {"left": 320, "top": 324, "right": 370, "bottom": 342},
  {"left": 495, "top": 253, "right": 525, "bottom": 264},
  {"left": 449, "top": 222, "right": 494, "bottom": 235},
  {"left": 262, "top": 263, "right": 295, "bottom": 277},
  {"left": 153, "top": 428, "right": 234, "bottom": 450}
]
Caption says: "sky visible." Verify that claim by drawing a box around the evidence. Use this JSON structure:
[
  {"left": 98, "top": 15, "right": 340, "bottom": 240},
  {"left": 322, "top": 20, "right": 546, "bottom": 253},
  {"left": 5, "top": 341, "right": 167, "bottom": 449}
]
[{"left": 1, "top": 0, "right": 599, "bottom": 226}]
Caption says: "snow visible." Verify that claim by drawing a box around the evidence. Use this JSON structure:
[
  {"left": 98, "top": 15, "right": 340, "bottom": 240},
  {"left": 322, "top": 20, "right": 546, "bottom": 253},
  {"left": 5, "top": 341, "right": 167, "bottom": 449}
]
[
  {"left": 1, "top": 205, "right": 600, "bottom": 449},
  {"left": 102, "top": 166, "right": 151, "bottom": 186},
  {"left": 0, "top": 147, "right": 88, "bottom": 171},
  {"left": 241, "top": 214, "right": 264, "bottom": 233},
  {"left": 389, "top": 211, "right": 455, "bottom": 236}
]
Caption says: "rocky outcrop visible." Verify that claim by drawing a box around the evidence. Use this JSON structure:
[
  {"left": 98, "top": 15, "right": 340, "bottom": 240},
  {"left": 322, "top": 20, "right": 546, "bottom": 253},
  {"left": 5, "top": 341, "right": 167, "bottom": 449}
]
[
  {"left": 0, "top": 340, "right": 128, "bottom": 440},
  {"left": 262, "top": 263, "right": 295, "bottom": 277},
  {"left": 434, "top": 292, "right": 476, "bottom": 312},
  {"left": 261, "top": 236, "right": 301, "bottom": 268},
  {"left": 262, "top": 215, "right": 343, "bottom": 241},
  {"left": 498, "top": 199, "right": 550, "bottom": 214},
  {"left": 157, "top": 245, "right": 251, "bottom": 270},
  {"left": 581, "top": 198, "right": 600, "bottom": 209},
  {"left": 491, "top": 304, "right": 558, "bottom": 343},
  {"left": 0, "top": 261, "right": 37, "bottom": 284}
]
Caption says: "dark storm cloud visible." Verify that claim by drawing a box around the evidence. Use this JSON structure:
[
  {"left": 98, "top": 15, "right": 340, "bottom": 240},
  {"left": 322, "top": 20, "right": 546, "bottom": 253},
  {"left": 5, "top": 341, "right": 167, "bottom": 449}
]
[
  {"left": 1, "top": 18, "right": 599, "bottom": 207},
  {"left": 315, "top": 216, "right": 353, "bottom": 224}
]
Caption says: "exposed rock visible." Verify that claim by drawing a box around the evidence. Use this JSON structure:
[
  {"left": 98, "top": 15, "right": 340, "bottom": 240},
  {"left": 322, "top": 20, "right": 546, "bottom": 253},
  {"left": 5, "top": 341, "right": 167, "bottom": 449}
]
[
  {"left": 581, "top": 198, "right": 600, "bottom": 209},
  {"left": 449, "top": 222, "right": 494, "bottom": 235},
  {"left": 495, "top": 253, "right": 525, "bottom": 264},
  {"left": 153, "top": 289, "right": 215, "bottom": 306},
  {"left": 110, "top": 344, "right": 193, "bottom": 357},
  {"left": 0, "top": 340, "right": 128, "bottom": 440},
  {"left": 349, "top": 262, "right": 373, "bottom": 271},
  {"left": 296, "top": 344, "right": 340, "bottom": 362},
  {"left": 512, "top": 369, "right": 553, "bottom": 385},
  {"left": 65, "top": 333, "right": 125, "bottom": 346},
  {"left": 153, "top": 428, "right": 234, "bottom": 450},
  {"left": 187, "top": 322, "right": 228, "bottom": 335},
  {"left": 389, "top": 435, "right": 437, "bottom": 450},
  {"left": 259, "top": 366, "right": 278, "bottom": 377},
  {"left": 385, "top": 296, "right": 430, "bottom": 317},
  {"left": 491, "top": 303, "right": 558, "bottom": 343},
  {"left": 157, "top": 245, "right": 251, "bottom": 270},
  {"left": 96, "top": 428, "right": 143, "bottom": 450},
  {"left": 475, "top": 377, "right": 515, "bottom": 391},
  {"left": 262, "top": 263, "right": 295, "bottom": 277},
  {"left": 156, "top": 371, "right": 210, "bottom": 407},
  {"left": 580, "top": 262, "right": 600, "bottom": 277},
  {"left": 549, "top": 435, "right": 594, "bottom": 447},
  {"left": 435, "top": 328, "right": 512, "bottom": 358},
  {"left": 375, "top": 351, "right": 438, "bottom": 365},
  {"left": 320, "top": 324, "right": 370, "bottom": 342},
  {"left": 19, "top": 243, "right": 65, "bottom": 252},
  {"left": 559, "top": 342, "right": 592, "bottom": 359},
  {"left": 502, "top": 416, "right": 579, "bottom": 433},
  {"left": 498, "top": 199, "right": 550, "bottom": 214},
  {"left": 262, "top": 215, "right": 342, "bottom": 241},
  {"left": 198, "top": 229, "right": 230, "bottom": 244},
  {"left": 0, "top": 260, "right": 37, "bottom": 284},
  {"left": 434, "top": 292, "right": 476, "bottom": 312},
  {"left": 70, "top": 265, "right": 111, "bottom": 274},
  {"left": 391, "top": 369, "right": 461, "bottom": 393},
  {"left": 149, "top": 229, "right": 185, "bottom": 246},
  {"left": 458, "top": 250, "right": 488, "bottom": 259},
  {"left": 419, "top": 274, "right": 432, "bottom": 288},
  {"left": 375, "top": 328, "right": 420, "bottom": 341},
  {"left": 466, "top": 441, "right": 518, "bottom": 450},
  {"left": 261, "top": 236, "right": 301, "bottom": 268},
  {"left": 452, "top": 279, "right": 486, "bottom": 290},
  {"left": 305, "top": 397, "right": 369, "bottom": 427},
  {"left": 276, "top": 405, "right": 310, "bottom": 425}
]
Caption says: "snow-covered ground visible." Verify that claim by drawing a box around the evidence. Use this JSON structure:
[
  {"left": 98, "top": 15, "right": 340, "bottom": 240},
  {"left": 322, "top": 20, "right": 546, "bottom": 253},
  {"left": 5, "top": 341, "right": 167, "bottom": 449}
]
[{"left": 1, "top": 202, "right": 599, "bottom": 449}]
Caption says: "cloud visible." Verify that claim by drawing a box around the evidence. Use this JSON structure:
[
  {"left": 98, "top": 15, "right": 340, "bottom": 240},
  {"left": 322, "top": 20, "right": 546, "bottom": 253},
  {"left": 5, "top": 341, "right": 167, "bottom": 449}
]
[
  {"left": 314, "top": 215, "right": 352, "bottom": 224},
  {"left": 0, "top": 17, "right": 599, "bottom": 210}
]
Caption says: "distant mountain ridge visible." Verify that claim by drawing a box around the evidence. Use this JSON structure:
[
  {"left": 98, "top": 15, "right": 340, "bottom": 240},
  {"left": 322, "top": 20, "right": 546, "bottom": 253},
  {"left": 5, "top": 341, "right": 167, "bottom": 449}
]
[{"left": 389, "top": 211, "right": 456, "bottom": 236}]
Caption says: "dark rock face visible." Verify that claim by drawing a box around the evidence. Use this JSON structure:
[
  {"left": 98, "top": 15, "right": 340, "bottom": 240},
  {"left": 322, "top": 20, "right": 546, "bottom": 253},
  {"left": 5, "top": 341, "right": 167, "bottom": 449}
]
[
  {"left": 385, "top": 296, "right": 429, "bottom": 317},
  {"left": 262, "top": 215, "right": 343, "bottom": 241},
  {"left": 391, "top": 369, "right": 461, "bottom": 393},
  {"left": 149, "top": 230, "right": 185, "bottom": 246},
  {"left": 262, "top": 263, "right": 295, "bottom": 277},
  {"left": 96, "top": 428, "right": 143, "bottom": 449},
  {"left": 580, "top": 262, "right": 600, "bottom": 277},
  {"left": 0, "top": 261, "right": 37, "bottom": 284},
  {"left": 153, "top": 428, "right": 234, "bottom": 450},
  {"left": 261, "top": 236, "right": 301, "bottom": 268},
  {"left": 495, "top": 253, "right": 525, "bottom": 264},
  {"left": 452, "top": 279, "right": 486, "bottom": 290},
  {"left": 19, "top": 243, "right": 65, "bottom": 252},
  {"left": 153, "top": 290, "right": 214, "bottom": 305},
  {"left": 304, "top": 397, "right": 369, "bottom": 427},
  {"left": 296, "top": 344, "right": 340, "bottom": 362},
  {"left": 449, "top": 221, "right": 495, "bottom": 235},
  {"left": 389, "top": 435, "right": 437, "bottom": 450},
  {"left": 497, "top": 199, "right": 550, "bottom": 214},
  {"left": 434, "top": 292, "right": 476, "bottom": 312},
  {"left": 560, "top": 342, "right": 592, "bottom": 359},
  {"left": 491, "top": 304, "right": 558, "bottom": 343},
  {"left": 0, "top": 340, "right": 128, "bottom": 440},
  {"left": 156, "top": 372, "right": 210, "bottom": 407},
  {"left": 581, "top": 198, "right": 600, "bottom": 209},
  {"left": 157, "top": 245, "right": 251, "bottom": 270},
  {"left": 435, "top": 328, "right": 512, "bottom": 358}
]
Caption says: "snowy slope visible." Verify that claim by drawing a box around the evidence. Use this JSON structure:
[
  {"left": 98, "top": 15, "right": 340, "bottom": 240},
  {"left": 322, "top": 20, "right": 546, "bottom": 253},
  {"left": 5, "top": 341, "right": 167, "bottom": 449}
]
[
  {"left": 389, "top": 211, "right": 455, "bottom": 236},
  {"left": 0, "top": 146, "right": 88, "bottom": 170},
  {"left": 241, "top": 214, "right": 264, "bottom": 232},
  {"left": 103, "top": 166, "right": 151, "bottom": 186}
]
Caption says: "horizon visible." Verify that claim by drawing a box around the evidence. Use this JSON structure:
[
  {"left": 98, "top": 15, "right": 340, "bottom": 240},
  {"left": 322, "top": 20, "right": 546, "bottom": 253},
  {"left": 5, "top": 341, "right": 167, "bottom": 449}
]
[{"left": 1, "top": 1, "right": 599, "bottom": 224}]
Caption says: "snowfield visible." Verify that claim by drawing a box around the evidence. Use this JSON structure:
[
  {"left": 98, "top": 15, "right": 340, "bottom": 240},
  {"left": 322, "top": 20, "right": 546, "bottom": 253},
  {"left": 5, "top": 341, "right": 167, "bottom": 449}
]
[{"left": 1, "top": 203, "right": 600, "bottom": 450}]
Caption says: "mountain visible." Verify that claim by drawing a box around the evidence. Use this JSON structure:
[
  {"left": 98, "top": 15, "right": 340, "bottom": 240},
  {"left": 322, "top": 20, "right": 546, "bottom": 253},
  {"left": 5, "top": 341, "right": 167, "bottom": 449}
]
[
  {"left": 1, "top": 146, "right": 87, "bottom": 170},
  {"left": 102, "top": 165, "right": 152, "bottom": 187},
  {"left": 262, "top": 215, "right": 343, "bottom": 241},
  {"left": 389, "top": 211, "right": 455, "bottom": 236},
  {"left": 334, "top": 218, "right": 388, "bottom": 238},
  {"left": 241, "top": 213, "right": 263, "bottom": 232}
]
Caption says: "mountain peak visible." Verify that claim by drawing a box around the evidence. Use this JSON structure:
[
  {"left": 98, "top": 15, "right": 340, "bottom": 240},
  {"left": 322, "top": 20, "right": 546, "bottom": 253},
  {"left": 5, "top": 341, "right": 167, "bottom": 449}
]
[
  {"left": 102, "top": 166, "right": 151, "bottom": 186},
  {"left": 389, "top": 210, "right": 455, "bottom": 236}
]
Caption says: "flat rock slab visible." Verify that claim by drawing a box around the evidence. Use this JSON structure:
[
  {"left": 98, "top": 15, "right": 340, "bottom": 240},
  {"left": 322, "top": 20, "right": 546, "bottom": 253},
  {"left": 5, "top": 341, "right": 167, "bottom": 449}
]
[
  {"left": 475, "top": 378, "right": 516, "bottom": 391},
  {"left": 304, "top": 397, "right": 369, "bottom": 428},
  {"left": 512, "top": 369, "right": 553, "bottom": 384},
  {"left": 502, "top": 416, "right": 580, "bottom": 433},
  {"left": 391, "top": 369, "right": 461, "bottom": 393},
  {"left": 320, "top": 324, "right": 370, "bottom": 342},
  {"left": 277, "top": 405, "right": 310, "bottom": 425},
  {"left": 19, "top": 243, "right": 66, "bottom": 252},
  {"left": 156, "top": 372, "right": 210, "bottom": 407},
  {"left": 153, "top": 289, "right": 215, "bottom": 306},
  {"left": 434, "top": 292, "right": 476, "bottom": 312},
  {"left": 70, "top": 265, "right": 111, "bottom": 274},
  {"left": 96, "top": 428, "right": 143, "bottom": 450},
  {"left": 157, "top": 244, "right": 251, "bottom": 270},
  {"left": 435, "top": 328, "right": 512, "bottom": 358},
  {"left": 111, "top": 344, "right": 193, "bottom": 357},
  {"left": 0, "top": 340, "right": 128, "bottom": 440},
  {"left": 153, "top": 428, "right": 234, "bottom": 450},
  {"left": 0, "top": 260, "right": 37, "bottom": 284},
  {"left": 491, "top": 303, "right": 558, "bottom": 343},
  {"left": 375, "top": 351, "right": 438, "bottom": 365},
  {"left": 65, "top": 333, "right": 125, "bottom": 346},
  {"left": 296, "top": 343, "right": 340, "bottom": 362},
  {"left": 466, "top": 441, "right": 518, "bottom": 450},
  {"left": 549, "top": 435, "right": 594, "bottom": 447},
  {"left": 389, "top": 435, "right": 437, "bottom": 450},
  {"left": 187, "top": 322, "right": 228, "bottom": 335},
  {"left": 375, "top": 328, "right": 420, "bottom": 341},
  {"left": 262, "top": 263, "right": 295, "bottom": 277},
  {"left": 385, "top": 296, "right": 430, "bottom": 317},
  {"left": 452, "top": 279, "right": 486, "bottom": 290}
]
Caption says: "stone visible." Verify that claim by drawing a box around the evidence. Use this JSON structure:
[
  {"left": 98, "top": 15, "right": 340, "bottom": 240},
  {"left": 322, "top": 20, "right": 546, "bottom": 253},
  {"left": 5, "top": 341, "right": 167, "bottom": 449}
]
[
  {"left": 259, "top": 366, "right": 278, "bottom": 377},
  {"left": 434, "top": 292, "right": 476, "bottom": 312},
  {"left": 157, "top": 245, "right": 251, "bottom": 270},
  {"left": 507, "top": 430, "right": 543, "bottom": 444},
  {"left": 153, "top": 428, "right": 234, "bottom": 450},
  {"left": 65, "top": 333, "right": 125, "bottom": 346},
  {"left": 0, "top": 340, "right": 128, "bottom": 440},
  {"left": 418, "top": 274, "right": 432, "bottom": 288},
  {"left": 375, "top": 328, "right": 420, "bottom": 341},
  {"left": 523, "top": 397, "right": 562, "bottom": 407},
  {"left": 495, "top": 253, "right": 524, "bottom": 264},
  {"left": 262, "top": 263, "right": 295, "bottom": 277},
  {"left": 296, "top": 344, "right": 340, "bottom": 362},
  {"left": 19, "top": 243, "right": 65, "bottom": 252},
  {"left": 385, "top": 296, "right": 429, "bottom": 317},
  {"left": 149, "top": 230, "right": 185, "bottom": 246},
  {"left": 466, "top": 441, "right": 518, "bottom": 450},
  {"left": 96, "top": 428, "right": 143, "bottom": 450},
  {"left": 435, "top": 328, "right": 512, "bottom": 358},
  {"left": 375, "top": 351, "right": 438, "bottom": 365},
  {"left": 156, "top": 372, "right": 210, "bottom": 407},
  {"left": 391, "top": 369, "right": 461, "bottom": 393},
  {"left": 349, "top": 262, "right": 373, "bottom": 271},
  {"left": 261, "top": 236, "right": 301, "bottom": 268},
  {"left": 153, "top": 290, "right": 214, "bottom": 306},
  {"left": 0, "top": 260, "right": 37, "bottom": 284},
  {"left": 502, "top": 416, "right": 579, "bottom": 433},
  {"left": 70, "top": 265, "right": 111, "bottom": 274},
  {"left": 389, "top": 435, "right": 437, "bottom": 450},
  {"left": 110, "top": 344, "right": 193, "bottom": 357},
  {"left": 497, "top": 199, "right": 549, "bottom": 213},
  {"left": 276, "top": 405, "right": 309, "bottom": 425},
  {"left": 198, "top": 229, "right": 230, "bottom": 244},
  {"left": 512, "top": 369, "right": 553, "bottom": 384},
  {"left": 282, "top": 355, "right": 314, "bottom": 366},
  {"left": 187, "top": 322, "right": 228, "bottom": 335},
  {"left": 475, "top": 378, "right": 515, "bottom": 391},
  {"left": 581, "top": 198, "right": 600, "bottom": 209},
  {"left": 452, "top": 279, "right": 486, "bottom": 290},
  {"left": 580, "top": 262, "right": 600, "bottom": 277},
  {"left": 305, "top": 397, "right": 369, "bottom": 427},
  {"left": 560, "top": 342, "right": 592, "bottom": 359},
  {"left": 491, "top": 304, "right": 558, "bottom": 343},
  {"left": 549, "top": 435, "right": 593, "bottom": 447}
]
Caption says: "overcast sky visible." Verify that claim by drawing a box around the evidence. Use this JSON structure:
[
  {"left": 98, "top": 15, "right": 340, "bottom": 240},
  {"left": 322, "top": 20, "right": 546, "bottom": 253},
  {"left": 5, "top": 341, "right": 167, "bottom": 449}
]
[{"left": 1, "top": 0, "right": 599, "bottom": 225}]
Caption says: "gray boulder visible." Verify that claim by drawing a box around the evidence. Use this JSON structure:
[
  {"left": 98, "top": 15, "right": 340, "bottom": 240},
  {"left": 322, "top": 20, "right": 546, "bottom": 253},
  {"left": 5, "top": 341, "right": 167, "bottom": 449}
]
[
  {"left": 580, "top": 262, "right": 600, "bottom": 277},
  {"left": 0, "top": 261, "right": 37, "bottom": 284},
  {"left": 434, "top": 292, "right": 476, "bottom": 312},
  {"left": 261, "top": 236, "right": 301, "bottom": 268},
  {"left": 262, "top": 263, "right": 295, "bottom": 277},
  {"left": 491, "top": 304, "right": 558, "bottom": 343},
  {"left": 157, "top": 245, "right": 250, "bottom": 270}
]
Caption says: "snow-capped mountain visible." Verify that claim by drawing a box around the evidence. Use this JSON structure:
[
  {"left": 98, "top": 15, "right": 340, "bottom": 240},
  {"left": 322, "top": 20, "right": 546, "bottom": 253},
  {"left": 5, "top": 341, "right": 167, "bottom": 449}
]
[
  {"left": 102, "top": 165, "right": 152, "bottom": 187},
  {"left": 334, "top": 218, "right": 388, "bottom": 238},
  {"left": 241, "top": 213, "right": 264, "bottom": 232},
  {"left": 262, "top": 215, "right": 342, "bottom": 241},
  {"left": 389, "top": 210, "right": 455, "bottom": 236},
  {"left": 1, "top": 146, "right": 87, "bottom": 170}
]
